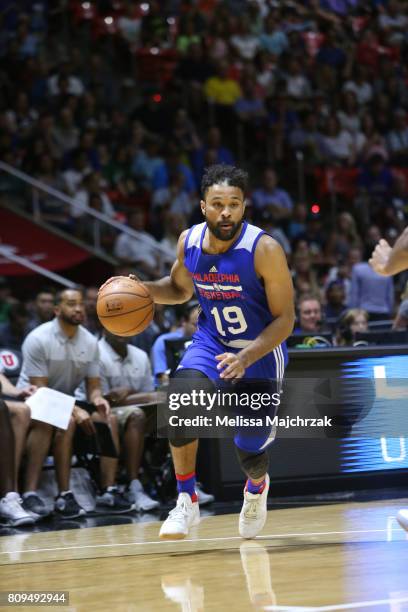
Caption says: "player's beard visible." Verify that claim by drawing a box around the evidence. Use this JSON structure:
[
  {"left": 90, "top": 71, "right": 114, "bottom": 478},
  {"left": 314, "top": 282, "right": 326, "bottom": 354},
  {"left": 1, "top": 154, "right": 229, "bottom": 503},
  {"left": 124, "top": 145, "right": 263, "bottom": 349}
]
[
  {"left": 205, "top": 214, "right": 244, "bottom": 242},
  {"left": 60, "top": 311, "right": 84, "bottom": 326}
]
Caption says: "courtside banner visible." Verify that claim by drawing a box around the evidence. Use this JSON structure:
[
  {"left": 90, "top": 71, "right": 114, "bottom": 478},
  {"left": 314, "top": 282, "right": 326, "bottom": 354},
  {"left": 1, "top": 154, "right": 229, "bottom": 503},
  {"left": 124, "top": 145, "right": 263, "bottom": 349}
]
[
  {"left": 0, "top": 209, "right": 89, "bottom": 275},
  {"left": 156, "top": 376, "right": 408, "bottom": 439}
]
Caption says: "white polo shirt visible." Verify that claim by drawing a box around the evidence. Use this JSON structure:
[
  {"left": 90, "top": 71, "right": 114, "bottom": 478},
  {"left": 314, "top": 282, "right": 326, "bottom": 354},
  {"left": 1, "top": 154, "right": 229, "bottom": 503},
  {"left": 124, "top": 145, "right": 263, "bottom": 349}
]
[
  {"left": 98, "top": 337, "right": 153, "bottom": 395},
  {"left": 17, "top": 318, "right": 99, "bottom": 394}
]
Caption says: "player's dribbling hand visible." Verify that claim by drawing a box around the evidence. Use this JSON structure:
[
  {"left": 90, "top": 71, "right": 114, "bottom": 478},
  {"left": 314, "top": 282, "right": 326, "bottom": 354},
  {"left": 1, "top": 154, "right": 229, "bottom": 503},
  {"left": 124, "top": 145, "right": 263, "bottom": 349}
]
[
  {"left": 369, "top": 239, "right": 392, "bottom": 275},
  {"left": 215, "top": 352, "right": 246, "bottom": 380},
  {"left": 98, "top": 274, "right": 141, "bottom": 293}
]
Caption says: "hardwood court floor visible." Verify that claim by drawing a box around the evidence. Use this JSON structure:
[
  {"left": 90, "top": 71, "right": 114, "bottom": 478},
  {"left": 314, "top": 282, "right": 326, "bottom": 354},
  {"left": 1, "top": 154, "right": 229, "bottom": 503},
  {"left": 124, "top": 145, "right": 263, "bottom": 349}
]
[{"left": 1, "top": 499, "right": 408, "bottom": 611}]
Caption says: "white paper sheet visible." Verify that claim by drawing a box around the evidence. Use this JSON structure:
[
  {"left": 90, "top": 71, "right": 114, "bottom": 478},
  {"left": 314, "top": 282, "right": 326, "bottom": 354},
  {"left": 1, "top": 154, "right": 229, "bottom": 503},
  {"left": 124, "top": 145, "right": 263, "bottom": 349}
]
[{"left": 26, "top": 387, "right": 75, "bottom": 430}]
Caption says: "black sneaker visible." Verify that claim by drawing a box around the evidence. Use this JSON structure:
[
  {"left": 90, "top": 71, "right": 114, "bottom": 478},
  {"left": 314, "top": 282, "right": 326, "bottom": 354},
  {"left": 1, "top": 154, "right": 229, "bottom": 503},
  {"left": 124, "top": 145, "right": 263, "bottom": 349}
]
[
  {"left": 22, "top": 493, "right": 50, "bottom": 520},
  {"left": 95, "top": 486, "right": 134, "bottom": 514},
  {"left": 55, "top": 491, "right": 86, "bottom": 519}
]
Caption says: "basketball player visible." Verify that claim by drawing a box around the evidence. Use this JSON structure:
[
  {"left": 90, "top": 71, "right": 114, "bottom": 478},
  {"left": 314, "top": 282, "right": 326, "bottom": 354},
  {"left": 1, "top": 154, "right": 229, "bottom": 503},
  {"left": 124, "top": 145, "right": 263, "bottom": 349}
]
[
  {"left": 101, "top": 164, "right": 295, "bottom": 539},
  {"left": 369, "top": 227, "right": 408, "bottom": 533}
]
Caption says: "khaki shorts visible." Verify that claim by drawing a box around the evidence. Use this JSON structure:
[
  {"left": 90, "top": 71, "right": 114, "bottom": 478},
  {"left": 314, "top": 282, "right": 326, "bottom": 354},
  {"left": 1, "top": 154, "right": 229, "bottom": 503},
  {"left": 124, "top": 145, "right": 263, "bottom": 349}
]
[{"left": 111, "top": 404, "right": 157, "bottom": 435}]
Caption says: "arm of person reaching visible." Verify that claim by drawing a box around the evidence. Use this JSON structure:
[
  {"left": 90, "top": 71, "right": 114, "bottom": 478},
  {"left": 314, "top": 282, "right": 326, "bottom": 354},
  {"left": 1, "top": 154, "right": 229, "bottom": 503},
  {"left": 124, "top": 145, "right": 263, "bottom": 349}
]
[
  {"left": 216, "top": 235, "right": 295, "bottom": 379},
  {"left": 100, "top": 230, "right": 195, "bottom": 305},
  {"left": 0, "top": 373, "right": 36, "bottom": 398},
  {"left": 86, "top": 377, "right": 110, "bottom": 419},
  {"left": 369, "top": 228, "right": 408, "bottom": 276}
]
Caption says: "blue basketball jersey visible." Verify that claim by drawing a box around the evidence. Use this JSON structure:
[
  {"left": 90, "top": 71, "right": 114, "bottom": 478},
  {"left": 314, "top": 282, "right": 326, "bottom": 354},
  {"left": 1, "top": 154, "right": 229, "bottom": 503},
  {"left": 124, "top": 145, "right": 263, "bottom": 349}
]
[{"left": 184, "top": 221, "right": 279, "bottom": 350}]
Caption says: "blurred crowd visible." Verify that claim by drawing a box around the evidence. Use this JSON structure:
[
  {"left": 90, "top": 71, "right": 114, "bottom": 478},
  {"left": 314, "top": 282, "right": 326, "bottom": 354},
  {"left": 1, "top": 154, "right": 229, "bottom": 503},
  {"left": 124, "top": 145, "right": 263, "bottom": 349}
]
[{"left": 1, "top": 0, "right": 408, "bottom": 317}]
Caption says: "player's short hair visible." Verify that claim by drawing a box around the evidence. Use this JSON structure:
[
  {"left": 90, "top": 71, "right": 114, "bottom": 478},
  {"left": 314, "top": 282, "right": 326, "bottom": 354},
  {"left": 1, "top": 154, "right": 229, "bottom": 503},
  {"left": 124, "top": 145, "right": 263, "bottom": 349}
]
[{"left": 201, "top": 164, "right": 248, "bottom": 198}]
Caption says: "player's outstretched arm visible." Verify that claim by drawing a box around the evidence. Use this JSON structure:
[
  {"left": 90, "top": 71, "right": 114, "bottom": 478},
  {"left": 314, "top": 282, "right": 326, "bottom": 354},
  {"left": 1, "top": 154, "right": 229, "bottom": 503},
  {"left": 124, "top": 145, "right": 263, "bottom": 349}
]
[
  {"left": 143, "top": 230, "right": 194, "bottom": 304},
  {"left": 237, "top": 236, "right": 295, "bottom": 371},
  {"left": 99, "top": 231, "right": 194, "bottom": 305},
  {"left": 369, "top": 228, "right": 408, "bottom": 276}
]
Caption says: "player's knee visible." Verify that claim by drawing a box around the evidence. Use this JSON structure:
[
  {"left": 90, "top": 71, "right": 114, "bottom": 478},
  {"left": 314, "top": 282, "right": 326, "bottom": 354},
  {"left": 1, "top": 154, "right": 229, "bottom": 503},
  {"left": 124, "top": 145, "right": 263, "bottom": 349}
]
[
  {"left": 235, "top": 446, "right": 269, "bottom": 480},
  {"left": 169, "top": 437, "right": 197, "bottom": 448}
]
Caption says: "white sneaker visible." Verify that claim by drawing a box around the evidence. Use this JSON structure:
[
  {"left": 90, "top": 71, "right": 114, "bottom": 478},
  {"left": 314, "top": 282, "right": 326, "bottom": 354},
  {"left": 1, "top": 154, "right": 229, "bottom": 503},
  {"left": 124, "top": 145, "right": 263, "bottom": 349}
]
[
  {"left": 239, "top": 474, "right": 270, "bottom": 539},
  {"left": 159, "top": 493, "right": 200, "bottom": 540},
  {"left": 0, "top": 492, "right": 35, "bottom": 527},
  {"left": 196, "top": 483, "right": 214, "bottom": 506},
  {"left": 397, "top": 509, "right": 408, "bottom": 532},
  {"left": 128, "top": 479, "right": 160, "bottom": 511}
]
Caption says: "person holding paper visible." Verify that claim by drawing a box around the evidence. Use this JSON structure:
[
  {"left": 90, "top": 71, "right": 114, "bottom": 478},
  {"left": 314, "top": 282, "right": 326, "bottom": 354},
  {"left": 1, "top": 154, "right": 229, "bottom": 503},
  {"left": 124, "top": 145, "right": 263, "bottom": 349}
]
[
  {"left": 17, "top": 288, "right": 132, "bottom": 520},
  {"left": 0, "top": 369, "right": 34, "bottom": 526}
]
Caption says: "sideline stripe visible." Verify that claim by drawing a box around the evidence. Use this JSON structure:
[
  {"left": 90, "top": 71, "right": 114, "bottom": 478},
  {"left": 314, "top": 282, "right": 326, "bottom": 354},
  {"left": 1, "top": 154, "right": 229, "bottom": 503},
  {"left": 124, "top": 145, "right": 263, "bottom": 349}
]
[
  {"left": 0, "top": 527, "right": 399, "bottom": 557},
  {"left": 264, "top": 595, "right": 408, "bottom": 611}
]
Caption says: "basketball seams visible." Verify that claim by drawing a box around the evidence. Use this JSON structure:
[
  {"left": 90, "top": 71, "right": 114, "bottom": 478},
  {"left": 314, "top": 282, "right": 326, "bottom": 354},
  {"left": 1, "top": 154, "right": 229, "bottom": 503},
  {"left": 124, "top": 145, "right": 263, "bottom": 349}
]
[
  {"left": 99, "top": 290, "right": 150, "bottom": 299},
  {"left": 98, "top": 300, "right": 153, "bottom": 318},
  {"left": 120, "top": 305, "right": 153, "bottom": 335}
]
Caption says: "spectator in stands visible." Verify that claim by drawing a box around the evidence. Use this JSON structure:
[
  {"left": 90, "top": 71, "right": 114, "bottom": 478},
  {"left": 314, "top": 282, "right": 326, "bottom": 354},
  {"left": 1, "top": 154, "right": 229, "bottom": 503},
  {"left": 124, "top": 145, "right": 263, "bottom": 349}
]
[
  {"left": 294, "top": 294, "right": 325, "bottom": 334},
  {"left": 151, "top": 303, "right": 199, "bottom": 385},
  {"left": 349, "top": 252, "right": 394, "bottom": 319},
  {"left": 98, "top": 330, "right": 159, "bottom": 511},
  {"left": 47, "top": 61, "right": 85, "bottom": 98},
  {"left": 152, "top": 144, "right": 196, "bottom": 195},
  {"left": 319, "top": 115, "right": 356, "bottom": 166},
  {"left": 71, "top": 171, "right": 116, "bottom": 221},
  {"left": 356, "top": 153, "right": 394, "bottom": 226},
  {"left": 27, "top": 289, "right": 55, "bottom": 332},
  {"left": 251, "top": 168, "right": 293, "bottom": 223},
  {"left": 52, "top": 107, "right": 80, "bottom": 159},
  {"left": 324, "top": 280, "right": 347, "bottom": 321},
  {"left": 386, "top": 109, "right": 408, "bottom": 165},
  {"left": 325, "top": 212, "right": 363, "bottom": 262},
  {"left": 62, "top": 149, "right": 91, "bottom": 197},
  {"left": 289, "top": 111, "right": 323, "bottom": 166},
  {"left": 343, "top": 65, "right": 373, "bottom": 107},
  {"left": 359, "top": 113, "right": 388, "bottom": 163},
  {"left": 191, "top": 126, "right": 234, "bottom": 187},
  {"left": 230, "top": 15, "right": 260, "bottom": 61},
  {"left": 335, "top": 308, "right": 369, "bottom": 346},
  {"left": 17, "top": 288, "right": 132, "bottom": 520},
  {"left": 285, "top": 57, "right": 312, "bottom": 101},
  {"left": 235, "top": 75, "right": 267, "bottom": 143},
  {"left": 204, "top": 60, "right": 242, "bottom": 132},
  {"left": 152, "top": 172, "right": 194, "bottom": 218},
  {"left": 0, "top": 301, "right": 29, "bottom": 350},
  {"left": 175, "top": 41, "right": 213, "bottom": 84},
  {"left": 114, "top": 210, "right": 164, "bottom": 279},
  {"left": 131, "top": 134, "right": 163, "bottom": 191},
  {"left": 291, "top": 249, "right": 321, "bottom": 296},
  {"left": 258, "top": 13, "right": 289, "bottom": 56}
]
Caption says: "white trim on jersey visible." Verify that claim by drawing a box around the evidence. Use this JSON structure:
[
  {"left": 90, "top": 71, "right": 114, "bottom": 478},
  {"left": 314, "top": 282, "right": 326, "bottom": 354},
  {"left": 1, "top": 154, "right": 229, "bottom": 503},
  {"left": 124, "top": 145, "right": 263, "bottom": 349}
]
[
  {"left": 186, "top": 222, "right": 205, "bottom": 249},
  {"left": 233, "top": 223, "right": 263, "bottom": 252}
]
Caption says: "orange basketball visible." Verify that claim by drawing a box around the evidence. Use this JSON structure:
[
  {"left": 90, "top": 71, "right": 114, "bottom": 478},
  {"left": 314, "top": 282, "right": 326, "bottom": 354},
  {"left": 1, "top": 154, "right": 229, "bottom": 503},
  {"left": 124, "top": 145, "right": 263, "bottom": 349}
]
[{"left": 97, "top": 277, "right": 154, "bottom": 337}]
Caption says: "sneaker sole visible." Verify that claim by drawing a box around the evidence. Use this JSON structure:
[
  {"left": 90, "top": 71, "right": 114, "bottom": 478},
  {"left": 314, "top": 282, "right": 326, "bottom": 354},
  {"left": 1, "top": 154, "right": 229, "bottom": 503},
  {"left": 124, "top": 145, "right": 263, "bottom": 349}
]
[
  {"left": 56, "top": 509, "right": 86, "bottom": 519},
  {"left": 159, "top": 531, "right": 188, "bottom": 541},
  {"left": 10, "top": 516, "right": 35, "bottom": 527},
  {"left": 95, "top": 506, "right": 134, "bottom": 514}
]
